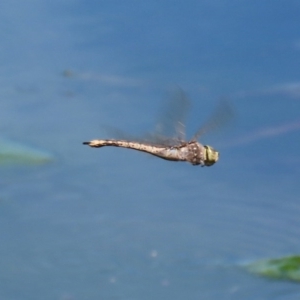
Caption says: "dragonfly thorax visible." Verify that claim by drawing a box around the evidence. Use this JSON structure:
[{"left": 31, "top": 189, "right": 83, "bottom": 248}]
[{"left": 204, "top": 145, "right": 219, "bottom": 166}]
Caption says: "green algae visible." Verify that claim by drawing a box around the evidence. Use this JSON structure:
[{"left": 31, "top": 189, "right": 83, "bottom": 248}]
[
  {"left": 0, "top": 138, "right": 53, "bottom": 165},
  {"left": 247, "top": 255, "right": 300, "bottom": 282}
]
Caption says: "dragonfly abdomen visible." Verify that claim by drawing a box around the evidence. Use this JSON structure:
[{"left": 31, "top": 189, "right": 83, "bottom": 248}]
[{"left": 83, "top": 139, "right": 167, "bottom": 156}]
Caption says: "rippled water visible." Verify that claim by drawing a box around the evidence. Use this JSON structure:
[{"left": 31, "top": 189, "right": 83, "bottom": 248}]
[{"left": 1, "top": 1, "right": 300, "bottom": 299}]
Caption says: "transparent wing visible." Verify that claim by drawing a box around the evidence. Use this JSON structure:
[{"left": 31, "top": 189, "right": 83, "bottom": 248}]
[
  {"left": 102, "top": 89, "right": 190, "bottom": 146},
  {"left": 151, "top": 88, "right": 190, "bottom": 144},
  {"left": 191, "top": 100, "right": 234, "bottom": 141}
]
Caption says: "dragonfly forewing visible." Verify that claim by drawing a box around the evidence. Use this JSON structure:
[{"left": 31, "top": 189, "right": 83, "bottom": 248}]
[{"left": 191, "top": 100, "right": 234, "bottom": 142}]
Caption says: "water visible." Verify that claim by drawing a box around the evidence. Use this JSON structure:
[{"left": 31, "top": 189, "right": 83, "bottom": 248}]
[{"left": 0, "top": 1, "right": 300, "bottom": 299}]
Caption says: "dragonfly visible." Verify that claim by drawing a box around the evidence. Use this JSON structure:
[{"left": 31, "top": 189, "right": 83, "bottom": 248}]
[{"left": 83, "top": 90, "right": 233, "bottom": 167}]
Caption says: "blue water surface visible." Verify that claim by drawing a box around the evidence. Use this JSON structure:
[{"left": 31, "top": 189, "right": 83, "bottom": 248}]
[{"left": 1, "top": 1, "right": 300, "bottom": 299}]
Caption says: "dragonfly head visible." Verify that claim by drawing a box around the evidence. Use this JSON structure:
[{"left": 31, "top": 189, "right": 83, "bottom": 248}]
[{"left": 204, "top": 145, "right": 219, "bottom": 166}]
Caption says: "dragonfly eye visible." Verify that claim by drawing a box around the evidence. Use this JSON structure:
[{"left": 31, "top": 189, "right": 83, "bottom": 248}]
[{"left": 204, "top": 145, "right": 219, "bottom": 166}]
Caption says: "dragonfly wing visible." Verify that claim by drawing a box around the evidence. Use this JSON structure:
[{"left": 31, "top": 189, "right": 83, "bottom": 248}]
[
  {"left": 192, "top": 100, "right": 234, "bottom": 141},
  {"left": 153, "top": 88, "right": 190, "bottom": 143},
  {"left": 101, "top": 89, "right": 191, "bottom": 147}
]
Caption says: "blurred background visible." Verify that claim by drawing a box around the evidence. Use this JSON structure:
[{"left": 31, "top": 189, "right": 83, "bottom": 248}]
[{"left": 1, "top": 1, "right": 300, "bottom": 299}]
